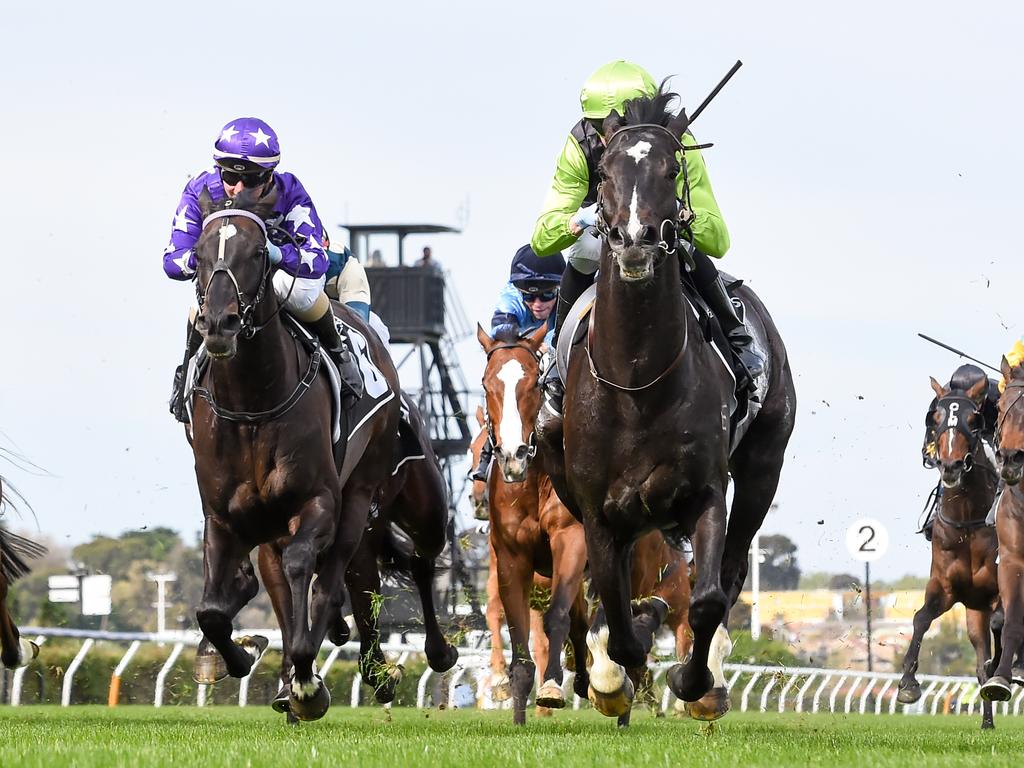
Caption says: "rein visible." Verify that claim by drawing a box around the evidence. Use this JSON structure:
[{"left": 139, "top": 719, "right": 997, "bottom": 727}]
[{"left": 585, "top": 308, "right": 688, "bottom": 392}]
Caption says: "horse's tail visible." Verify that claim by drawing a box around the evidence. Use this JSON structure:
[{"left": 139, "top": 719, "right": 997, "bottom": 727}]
[{"left": 0, "top": 524, "right": 47, "bottom": 583}]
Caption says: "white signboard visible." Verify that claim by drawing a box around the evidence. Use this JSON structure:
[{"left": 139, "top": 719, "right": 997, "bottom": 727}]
[
  {"left": 846, "top": 518, "right": 890, "bottom": 563},
  {"left": 81, "top": 574, "right": 112, "bottom": 616},
  {"left": 48, "top": 575, "right": 79, "bottom": 590},
  {"left": 48, "top": 588, "right": 79, "bottom": 603}
]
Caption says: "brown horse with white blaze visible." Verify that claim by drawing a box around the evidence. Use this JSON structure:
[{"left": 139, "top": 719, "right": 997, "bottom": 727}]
[{"left": 897, "top": 369, "right": 1000, "bottom": 729}]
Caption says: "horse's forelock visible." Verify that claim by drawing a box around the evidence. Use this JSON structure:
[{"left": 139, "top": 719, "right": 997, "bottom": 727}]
[{"left": 621, "top": 79, "right": 678, "bottom": 129}]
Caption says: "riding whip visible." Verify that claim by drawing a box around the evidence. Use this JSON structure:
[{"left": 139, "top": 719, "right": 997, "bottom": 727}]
[
  {"left": 685, "top": 60, "right": 744, "bottom": 128},
  {"left": 917, "top": 332, "right": 1000, "bottom": 373}
]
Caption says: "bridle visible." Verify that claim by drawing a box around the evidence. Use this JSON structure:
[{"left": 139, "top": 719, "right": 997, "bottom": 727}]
[
  {"left": 483, "top": 339, "right": 542, "bottom": 467},
  {"left": 195, "top": 207, "right": 299, "bottom": 339},
  {"left": 996, "top": 379, "right": 1024, "bottom": 447},
  {"left": 594, "top": 123, "right": 709, "bottom": 263},
  {"left": 933, "top": 393, "right": 985, "bottom": 474}
]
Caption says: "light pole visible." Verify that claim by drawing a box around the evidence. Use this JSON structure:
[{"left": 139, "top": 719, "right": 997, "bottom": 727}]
[
  {"left": 147, "top": 572, "right": 177, "bottom": 637},
  {"left": 750, "top": 531, "right": 761, "bottom": 640}
]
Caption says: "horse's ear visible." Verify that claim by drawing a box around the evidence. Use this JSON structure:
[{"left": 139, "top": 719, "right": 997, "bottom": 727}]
[
  {"left": 197, "top": 187, "right": 216, "bottom": 219},
  {"left": 966, "top": 376, "right": 989, "bottom": 403},
  {"left": 1002, "top": 356, "right": 1014, "bottom": 385},
  {"left": 667, "top": 108, "right": 691, "bottom": 138},
  {"left": 475, "top": 405, "right": 485, "bottom": 426},
  {"left": 477, "top": 323, "right": 494, "bottom": 352},
  {"left": 601, "top": 110, "right": 625, "bottom": 140},
  {"left": 526, "top": 322, "right": 548, "bottom": 351},
  {"left": 930, "top": 377, "right": 947, "bottom": 399}
]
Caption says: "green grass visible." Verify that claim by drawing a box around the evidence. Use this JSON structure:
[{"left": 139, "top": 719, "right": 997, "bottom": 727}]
[{"left": 2, "top": 706, "right": 1024, "bottom": 768}]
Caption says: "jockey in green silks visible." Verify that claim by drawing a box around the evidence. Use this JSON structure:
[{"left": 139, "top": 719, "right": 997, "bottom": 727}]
[{"left": 532, "top": 60, "right": 763, "bottom": 411}]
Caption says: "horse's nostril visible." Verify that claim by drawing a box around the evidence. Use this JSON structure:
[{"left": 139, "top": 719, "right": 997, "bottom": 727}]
[
  {"left": 221, "top": 314, "right": 242, "bottom": 335},
  {"left": 195, "top": 315, "right": 210, "bottom": 333},
  {"left": 515, "top": 445, "right": 529, "bottom": 461},
  {"left": 638, "top": 225, "right": 658, "bottom": 245},
  {"left": 609, "top": 227, "right": 625, "bottom": 246}
]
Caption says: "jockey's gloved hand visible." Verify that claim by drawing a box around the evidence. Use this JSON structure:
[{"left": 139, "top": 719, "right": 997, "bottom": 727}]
[
  {"left": 267, "top": 241, "right": 283, "bottom": 265},
  {"left": 572, "top": 203, "right": 599, "bottom": 231}
]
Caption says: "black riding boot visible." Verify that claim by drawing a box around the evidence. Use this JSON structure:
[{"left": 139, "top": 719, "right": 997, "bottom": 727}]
[
  {"left": 541, "top": 264, "right": 595, "bottom": 412},
  {"left": 470, "top": 437, "right": 493, "bottom": 483},
  {"left": 690, "top": 250, "right": 764, "bottom": 388},
  {"left": 311, "top": 310, "right": 364, "bottom": 404},
  {"left": 169, "top": 321, "right": 203, "bottom": 424}
]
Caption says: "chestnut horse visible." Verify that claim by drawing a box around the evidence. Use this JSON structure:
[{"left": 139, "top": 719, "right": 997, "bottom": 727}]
[
  {"left": 0, "top": 477, "right": 45, "bottom": 669},
  {"left": 187, "top": 189, "right": 400, "bottom": 720},
  {"left": 897, "top": 369, "right": 1000, "bottom": 728},
  {"left": 537, "top": 87, "right": 796, "bottom": 719},
  {"left": 983, "top": 355, "right": 1024, "bottom": 700}
]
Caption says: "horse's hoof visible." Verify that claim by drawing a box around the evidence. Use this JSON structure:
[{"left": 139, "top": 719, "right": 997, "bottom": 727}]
[
  {"left": 368, "top": 664, "right": 404, "bottom": 704},
  {"left": 588, "top": 675, "right": 634, "bottom": 718},
  {"left": 193, "top": 639, "right": 228, "bottom": 684},
  {"left": 428, "top": 643, "right": 459, "bottom": 674},
  {"left": 1012, "top": 667, "right": 1024, "bottom": 686},
  {"left": 491, "top": 673, "right": 512, "bottom": 702},
  {"left": 328, "top": 616, "right": 351, "bottom": 647},
  {"left": 271, "top": 685, "right": 291, "bottom": 714},
  {"left": 896, "top": 683, "right": 921, "bottom": 704},
  {"left": 289, "top": 677, "right": 331, "bottom": 721},
  {"left": 238, "top": 635, "right": 269, "bottom": 663},
  {"left": 536, "top": 706, "right": 553, "bottom": 717},
  {"left": 684, "top": 686, "right": 730, "bottom": 721},
  {"left": 981, "top": 676, "right": 1013, "bottom": 702},
  {"left": 667, "top": 663, "right": 714, "bottom": 703},
  {"left": 536, "top": 679, "right": 566, "bottom": 709}
]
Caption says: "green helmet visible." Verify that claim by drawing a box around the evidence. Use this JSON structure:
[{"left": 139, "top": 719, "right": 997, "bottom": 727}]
[{"left": 579, "top": 60, "right": 658, "bottom": 120}]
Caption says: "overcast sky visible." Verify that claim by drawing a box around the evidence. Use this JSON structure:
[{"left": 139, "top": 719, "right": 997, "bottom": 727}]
[{"left": 2, "top": 1, "right": 1022, "bottom": 579}]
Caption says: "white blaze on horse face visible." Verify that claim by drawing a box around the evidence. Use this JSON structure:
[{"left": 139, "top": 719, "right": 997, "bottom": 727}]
[
  {"left": 627, "top": 186, "right": 642, "bottom": 242},
  {"left": 626, "top": 140, "right": 652, "bottom": 164},
  {"left": 496, "top": 359, "right": 526, "bottom": 452},
  {"left": 217, "top": 222, "right": 238, "bottom": 261}
]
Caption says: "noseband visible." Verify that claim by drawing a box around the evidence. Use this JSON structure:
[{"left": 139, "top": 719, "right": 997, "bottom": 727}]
[{"left": 195, "top": 207, "right": 298, "bottom": 338}]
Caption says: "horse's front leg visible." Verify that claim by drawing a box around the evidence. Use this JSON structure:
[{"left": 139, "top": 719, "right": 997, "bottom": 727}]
[
  {"left": 983, "top": 553, "right": 1024, "bottom": 701},
  {"left": 536, "top": 524, "right": 587, "bottom": 710},
  {"left": 493, "top": 536, "right": 536, "bottom": 725},
  {"left": 966, "top": 608, "right": 995, "bottom": 729},
  {"left": 485, "top": 546, "right": 511, "bottom": 701},
  {"left": 194, "top": 516, "right": 263, "bottom": 683},
  {"left": 897, "top": 580, "right": 950, "bottom": 703},
  {"left": 584, "top": 517, "right": 640, "bottom": 718},
  {"left": 668, "top": 488, "right": 728, "bottom": 704},
  {"left": 258, "top": 543, "right": 297, "bottom": 717},
  {"left": 282, "top": 492, "right": 339, "bottom": 721},
  {"left": 0, "top": 584, "right": 37, "bottom": 670}
]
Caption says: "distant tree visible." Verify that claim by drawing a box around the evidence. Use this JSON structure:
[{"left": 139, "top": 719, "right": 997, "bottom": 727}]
[
  {"left": 798, "top": 572, "right": 833, "bottom": 590},
  {"left": 744, "top": 534, "right": 801, "bottom": 590},
  {"left": 828, "top": 573, "right": 862, "bottom": 591}
]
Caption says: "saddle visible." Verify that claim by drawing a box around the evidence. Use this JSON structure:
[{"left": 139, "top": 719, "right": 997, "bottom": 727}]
[{"left": 555, "top": 272, "right": 768, "bottom": 453}]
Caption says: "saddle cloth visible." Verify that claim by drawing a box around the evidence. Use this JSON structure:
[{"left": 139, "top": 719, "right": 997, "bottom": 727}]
[{"left": 554, "top": 272, "right": 769, "bottom": 454}]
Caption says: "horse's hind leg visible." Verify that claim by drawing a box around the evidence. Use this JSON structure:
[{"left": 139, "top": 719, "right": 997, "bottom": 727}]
[
  {"left": 667, "top": 489, "right": 728, "bottom": 705},
  {"left": 346, "top": 535, "right": 402, "bottom": 704},
  {"left": 410, "top": 550, "right": 459, "bottom": 673},
  {"left": 967, "top": 608, "right": 995, "bottom": 729},
  {"left": 897, "top": 582, "right": 950, "bottom": 703},
  {"left": 194, "top": 517, "right": 262, "bottom": 682}
]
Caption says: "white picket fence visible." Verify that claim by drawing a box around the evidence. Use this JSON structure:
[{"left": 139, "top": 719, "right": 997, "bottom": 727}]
[{"left": 4, "top": 626, "right": 1017, "bottom": 717}]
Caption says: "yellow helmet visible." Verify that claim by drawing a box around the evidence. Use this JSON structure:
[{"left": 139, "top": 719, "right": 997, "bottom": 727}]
[{"left": 580, "top": 60, "right": 658, "bottom": 120}]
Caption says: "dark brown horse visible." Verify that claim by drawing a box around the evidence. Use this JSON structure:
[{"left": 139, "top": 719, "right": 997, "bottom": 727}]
[
  {"left": 897, "top": 369, "right": 1000, "bottom": 728},
  {"left": 537, "top": 88, "right": 796, "bottom": 717},
  {"left": 478, "top": 323, "right": 590, "bottom": 724},
  {"left": 0, "top": 477, "right": 45, "bottom": 670},
  {"left": 983, "top": 356, "right": 1024, "bottom": 700},
  {"left": 187, "top": 189, "right": 400, "bottom": 720}
]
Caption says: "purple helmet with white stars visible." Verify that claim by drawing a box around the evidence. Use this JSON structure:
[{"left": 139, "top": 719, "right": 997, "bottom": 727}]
[{"left": 212, "top": 117, "right": 281, "bottom": 171}]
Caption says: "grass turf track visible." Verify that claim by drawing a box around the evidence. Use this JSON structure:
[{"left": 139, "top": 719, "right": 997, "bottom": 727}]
[{"left": 3, "top": 706, "right": 1024, "bottom": 768}]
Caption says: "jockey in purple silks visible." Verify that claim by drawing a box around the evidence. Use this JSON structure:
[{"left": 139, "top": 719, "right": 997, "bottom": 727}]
[{"left": 164, "top": 117, "right": 362, "bottom": 423}]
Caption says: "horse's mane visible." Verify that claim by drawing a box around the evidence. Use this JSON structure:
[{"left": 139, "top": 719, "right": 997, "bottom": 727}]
[
  {"left": 493, "top": 325, "right": 523, "bottom": 343},
  {"left": 621, "top": 79, "right": 680, "bottom": 128},
  {"left": 199, "top": 186, "right": 277, "bottom": 225}
]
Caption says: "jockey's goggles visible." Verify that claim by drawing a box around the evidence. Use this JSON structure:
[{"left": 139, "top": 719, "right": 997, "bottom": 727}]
[
  {"left": 520, "top": 289, "right": 558, "bottom": 303},
  {"left": 220, "top": 168, "right": 273, "bottom": 188}
]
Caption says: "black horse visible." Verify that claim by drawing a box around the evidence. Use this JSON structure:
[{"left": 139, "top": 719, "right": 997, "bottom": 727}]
[
  {"left": 0, "top": 476, "right": 46, "bottom": 670},
  {"left": 186, "top": 187, "right": 401, "bottom": 720},
  {"left": 538, "top": 86, "right": 796, "bottom": 718}
]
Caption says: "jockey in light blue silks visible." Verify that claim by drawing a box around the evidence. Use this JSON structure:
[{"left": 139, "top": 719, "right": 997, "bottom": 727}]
[
  {"left": 164, "top": 117, "right": 362, "bottom": 423},
  {"left": 470, "top": 244, "right": 565, "bottom": 482}
]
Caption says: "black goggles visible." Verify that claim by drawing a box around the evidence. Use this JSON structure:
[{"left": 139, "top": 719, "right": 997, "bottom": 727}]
[
  {"left": 520, "top": 289, "right": 558, "bottom": 303},
  {"left": 220, "top": 168, "right": 272, "bottom": 188}
]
